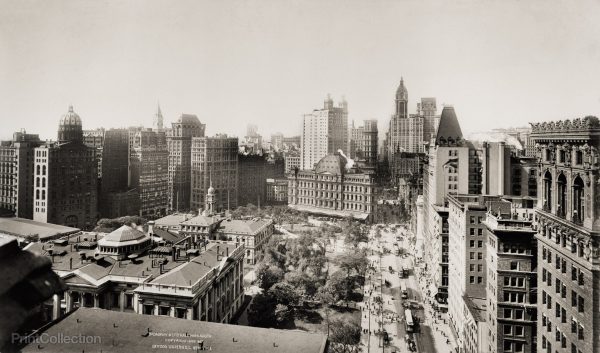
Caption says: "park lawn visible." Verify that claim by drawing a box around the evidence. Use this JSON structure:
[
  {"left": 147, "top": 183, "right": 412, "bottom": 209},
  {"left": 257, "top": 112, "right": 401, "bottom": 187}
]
[{"left": 293, "top": 304, "right": 361, "bottom": 335}]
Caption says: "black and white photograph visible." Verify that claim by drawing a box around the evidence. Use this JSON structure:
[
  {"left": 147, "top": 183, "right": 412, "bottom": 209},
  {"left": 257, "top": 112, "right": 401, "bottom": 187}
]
[{"left": 1, "top": 0, "right": 600, "bottom": 352}]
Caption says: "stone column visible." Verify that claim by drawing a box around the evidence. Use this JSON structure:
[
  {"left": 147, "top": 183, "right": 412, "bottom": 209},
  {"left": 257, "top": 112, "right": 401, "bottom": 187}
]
[
  {"left": 52, "top": 294, "right": 61, "bottom": 320},
  {"left": 66, "top": 291, "right": 73, "bottom": 312},
  {"left": 187, "top": 307, "right": 193, "bottom": 320},
  {"left": 93, "top": 294, "right": 99, "bottom": 308},
  {"left": 120, "top": 291, "right": 125, "bottom": 312}
]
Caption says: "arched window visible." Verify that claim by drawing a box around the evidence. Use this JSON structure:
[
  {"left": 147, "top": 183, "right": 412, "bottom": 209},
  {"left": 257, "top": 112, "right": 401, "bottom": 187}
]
[
  {"left": 35, "top": 190, "right": 39, "bottom": 200},
  {"left": 42, "top": 190, "right": 45, "bottom": 199},
  {"left": 42, "top": 178, "right": 46, "bottom": 187},
  {"left": 42, "top": 165, "right": 46, "bottom": 174},
  {"left": 36, "top": 165, "right": 40, "bottom": 175},
  {"left": 543, "top": 171, "right": 552, "bottom": 211},
  {"left": 36, "top": 177, "right": 40, "bottom": 187},
  {"left": 573, "top": 176, "right": 585, "bottom": 224},
  {"left": 557, "top": 173, "right": 567, "bottom": 218}
]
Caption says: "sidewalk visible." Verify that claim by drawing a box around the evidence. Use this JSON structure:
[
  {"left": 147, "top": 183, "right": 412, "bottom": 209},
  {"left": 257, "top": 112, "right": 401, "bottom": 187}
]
[{"left": 415, "top": 266, "right": 458, "bottom": 353}]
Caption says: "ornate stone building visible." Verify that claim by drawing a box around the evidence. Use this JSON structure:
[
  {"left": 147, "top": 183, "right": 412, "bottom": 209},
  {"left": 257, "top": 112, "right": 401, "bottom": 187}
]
[
  {"left": 530, "top": 116, "right": 600, "bottom": 353},
  {"left": 287, "top": 153, "right": 376, "bottom": 222},
  {"left": 33, "top": 106, "right": 98, "bottom": 229}
]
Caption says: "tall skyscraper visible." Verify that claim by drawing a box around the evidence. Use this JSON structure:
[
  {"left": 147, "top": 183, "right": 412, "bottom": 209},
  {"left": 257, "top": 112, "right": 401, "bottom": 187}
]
[
  {"left": 484, "top": 200, "right": 537, "bottom": 353},
  {"left": 33, "top": 106, "right": 98, "bottom": 229},
  {"left": 421, "top": 106, "right": 470, "bottom": 306},
  {"left": 190, "top": 135, "right": 238, "bottom": 212},
  {"left": 99, "top": 128, "right": 139, "bottom": 218},
  {"left": 0, "top": 130, "right": 41, "bottom": 218},
  {"left": 531, "top": 116, "right": 600, "bottom": 353},
  {"left": 167, "top": 114, "right": 205, "bottom": 212},
  {"left": 301, "top": 94, "right": 348, "bottom": 170},
  {"left": 349, "top": 119, "right": 378, "bottom": 168},
  {"left": 129, "top": 128, "right": 169, "bottom": 218},
  {"left": 447, "top": 194, "right": 491, "bottom": 352},
  {"left": 387, "top": 80, "right": 440, "bottom": 158},
  {"left": 83, "top": 128, "right": 104, "bottom": 179},
  {"left": 237, "top": 153, "right": 267, "bottom": 207}
]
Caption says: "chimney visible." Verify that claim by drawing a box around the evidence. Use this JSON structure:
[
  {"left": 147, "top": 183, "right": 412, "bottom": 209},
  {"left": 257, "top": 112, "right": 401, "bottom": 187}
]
[
  {"left": 216, "top": 245, "right": 220, "bottom": 260},
  {"left": 226, "top": 247, "right": 229, "bottom": 257},
  {"left": 171, "top": 246, "right": 176, "bottom": 262},
  {"left": 69, "top": 258, "right": 73, "bottom": 270}
]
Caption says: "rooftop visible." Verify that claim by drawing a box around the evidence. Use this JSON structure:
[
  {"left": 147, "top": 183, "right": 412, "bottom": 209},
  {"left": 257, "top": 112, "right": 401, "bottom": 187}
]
[
  {"left": 154, "top": 213, "right": 194, "bottom": 227},
  {"left": 464, "top": 296, "right": 486, "bottom": 323},
  {"left": 181, "top": 214, "right": 222, "bottom": 227},
  {"left": 25, "top": 233, "right": 182, "bottom": 280},
  {"left": 0, "top": 217, "right": 80, "bottom": 242},
  {"left": 19, "top": 308, "right": 328, "bottom": 353},
  {"left": 435, "top": 106, "right": 463, "bottom": 146},
  {"left": 218, "top": 218, "right": 273, "bottom": 235},
  {"left": 149, "top": 242, "right": 239, "bottom": 287}
]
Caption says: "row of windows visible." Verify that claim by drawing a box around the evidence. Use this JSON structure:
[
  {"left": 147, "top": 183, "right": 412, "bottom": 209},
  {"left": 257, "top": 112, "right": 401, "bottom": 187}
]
[{"left": 542, "top": 247, "right": 585, "bottom": 286}]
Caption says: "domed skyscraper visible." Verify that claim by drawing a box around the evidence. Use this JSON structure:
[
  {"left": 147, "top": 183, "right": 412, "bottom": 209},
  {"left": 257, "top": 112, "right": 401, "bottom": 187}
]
[
  {"left": 33, "top": 105, "right": 98, "bottom": 229},
  {"left": 58, "top": 105, "right": 83, "bottom": 143}
]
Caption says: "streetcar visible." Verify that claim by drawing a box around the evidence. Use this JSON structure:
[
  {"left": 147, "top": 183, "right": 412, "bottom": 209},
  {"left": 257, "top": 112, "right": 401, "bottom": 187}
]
[{"left": 405, "top": 309, "right": 415, "bottom": 333}]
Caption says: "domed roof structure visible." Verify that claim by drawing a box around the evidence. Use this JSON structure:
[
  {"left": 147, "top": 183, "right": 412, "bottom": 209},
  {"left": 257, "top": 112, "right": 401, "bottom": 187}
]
[
  {"left": 315, "top": 154, "right": 347, "bottom": 175},
  {"left": 58, "top": 105, "right": 84, "bottom": 143},
  {"left": 60, "top": 105, "right": 82, "bottom": 126},
  {"left": 176, "top": 113, "right": 201, "bottom": 124}
]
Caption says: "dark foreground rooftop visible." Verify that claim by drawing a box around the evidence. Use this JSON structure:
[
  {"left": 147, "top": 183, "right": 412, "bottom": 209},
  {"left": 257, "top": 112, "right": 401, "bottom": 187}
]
[{"left": 18, "top": 308, "right": 329, "bottom": 353}]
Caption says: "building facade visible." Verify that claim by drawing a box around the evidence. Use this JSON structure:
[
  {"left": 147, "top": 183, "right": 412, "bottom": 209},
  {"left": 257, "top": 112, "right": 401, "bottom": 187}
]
[
  {"left": 448, "top": 194, "right": 489, "bottom": 352},
  {"left": 288, "top": 153, "right": 376, "bottom": 222},
  {"left": 167, "top": 114, "right": 205, "bottom": 212},
  {"left": 531, "top": 117, "right": 600, "bottom": 353},
  {"left": 237, "top": 153, "right": 267, "bottom": 207},
  {"left": 284, "top": 152, "right": 301, "bottom": 174},
  {"left": 422, "top": 106, "right": 470, "bottom": 306},
  {"left": 301, "top": 95, "right": 348, "bottom": 170},
  {"left": 484, "top": 202, "right": 538, "bottom": 353},
  {"left": 216, "top": 218, "right": 274, "bottom": 264},
  {"left": 191, "top": 135, "right": 238, "bottom": 212},
  {"left": 34, "top": 106, "right": 98, "bottom": 229},
  {"left": 266, "top": 178, "right": 288, "bottom": 205},
  {"left": 0, "top": 130, "right": 41, "bottom": 218},
  {"left": 129, "top": 129, "right": 169, "bottom": 219},
  {"left": 350, "top": 119, "right": 378, "bottom": 168}
]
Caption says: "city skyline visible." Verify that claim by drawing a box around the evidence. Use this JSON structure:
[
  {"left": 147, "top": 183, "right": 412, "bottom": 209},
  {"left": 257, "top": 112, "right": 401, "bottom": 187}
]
[{"left": 2, "top": 0, "right": 600, "bottom": 142}]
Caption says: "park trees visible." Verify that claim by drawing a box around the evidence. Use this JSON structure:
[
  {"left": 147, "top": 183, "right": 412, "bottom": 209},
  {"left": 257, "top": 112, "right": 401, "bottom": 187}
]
[
  {"left": 256, "top": 263, "right": 284, "bottom": 290},
  {"left": 329, "top": 319, "right": 361, "bottom": 353}
]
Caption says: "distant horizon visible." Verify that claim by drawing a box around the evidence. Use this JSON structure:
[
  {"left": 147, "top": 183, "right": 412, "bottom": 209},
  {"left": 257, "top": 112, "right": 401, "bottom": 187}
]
[{"left": 2, "top": 0, "right": 599, "bottom": 142}]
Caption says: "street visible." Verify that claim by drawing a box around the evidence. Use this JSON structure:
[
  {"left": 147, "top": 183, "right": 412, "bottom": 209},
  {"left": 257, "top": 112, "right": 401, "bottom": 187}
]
[{"left": 359, "top": 223, "right": 457, "bottom": 353}]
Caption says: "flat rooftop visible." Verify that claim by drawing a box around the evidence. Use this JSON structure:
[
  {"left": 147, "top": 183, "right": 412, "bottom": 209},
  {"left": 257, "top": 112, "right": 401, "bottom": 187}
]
[
  {"left": 464, "top": 296, "right": 487, "bottom": 323},
  {"left": 19, "top": 308, "right": 328, "bottom": 353},
  {"left": 0, "top": 217, "right": 80, "bottom": 241}
]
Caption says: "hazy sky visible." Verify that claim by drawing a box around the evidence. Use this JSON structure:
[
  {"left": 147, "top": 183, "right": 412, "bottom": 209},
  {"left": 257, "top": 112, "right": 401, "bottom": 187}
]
[{"left": 1, "top": 0, "right": 600, "bottom": 141}]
